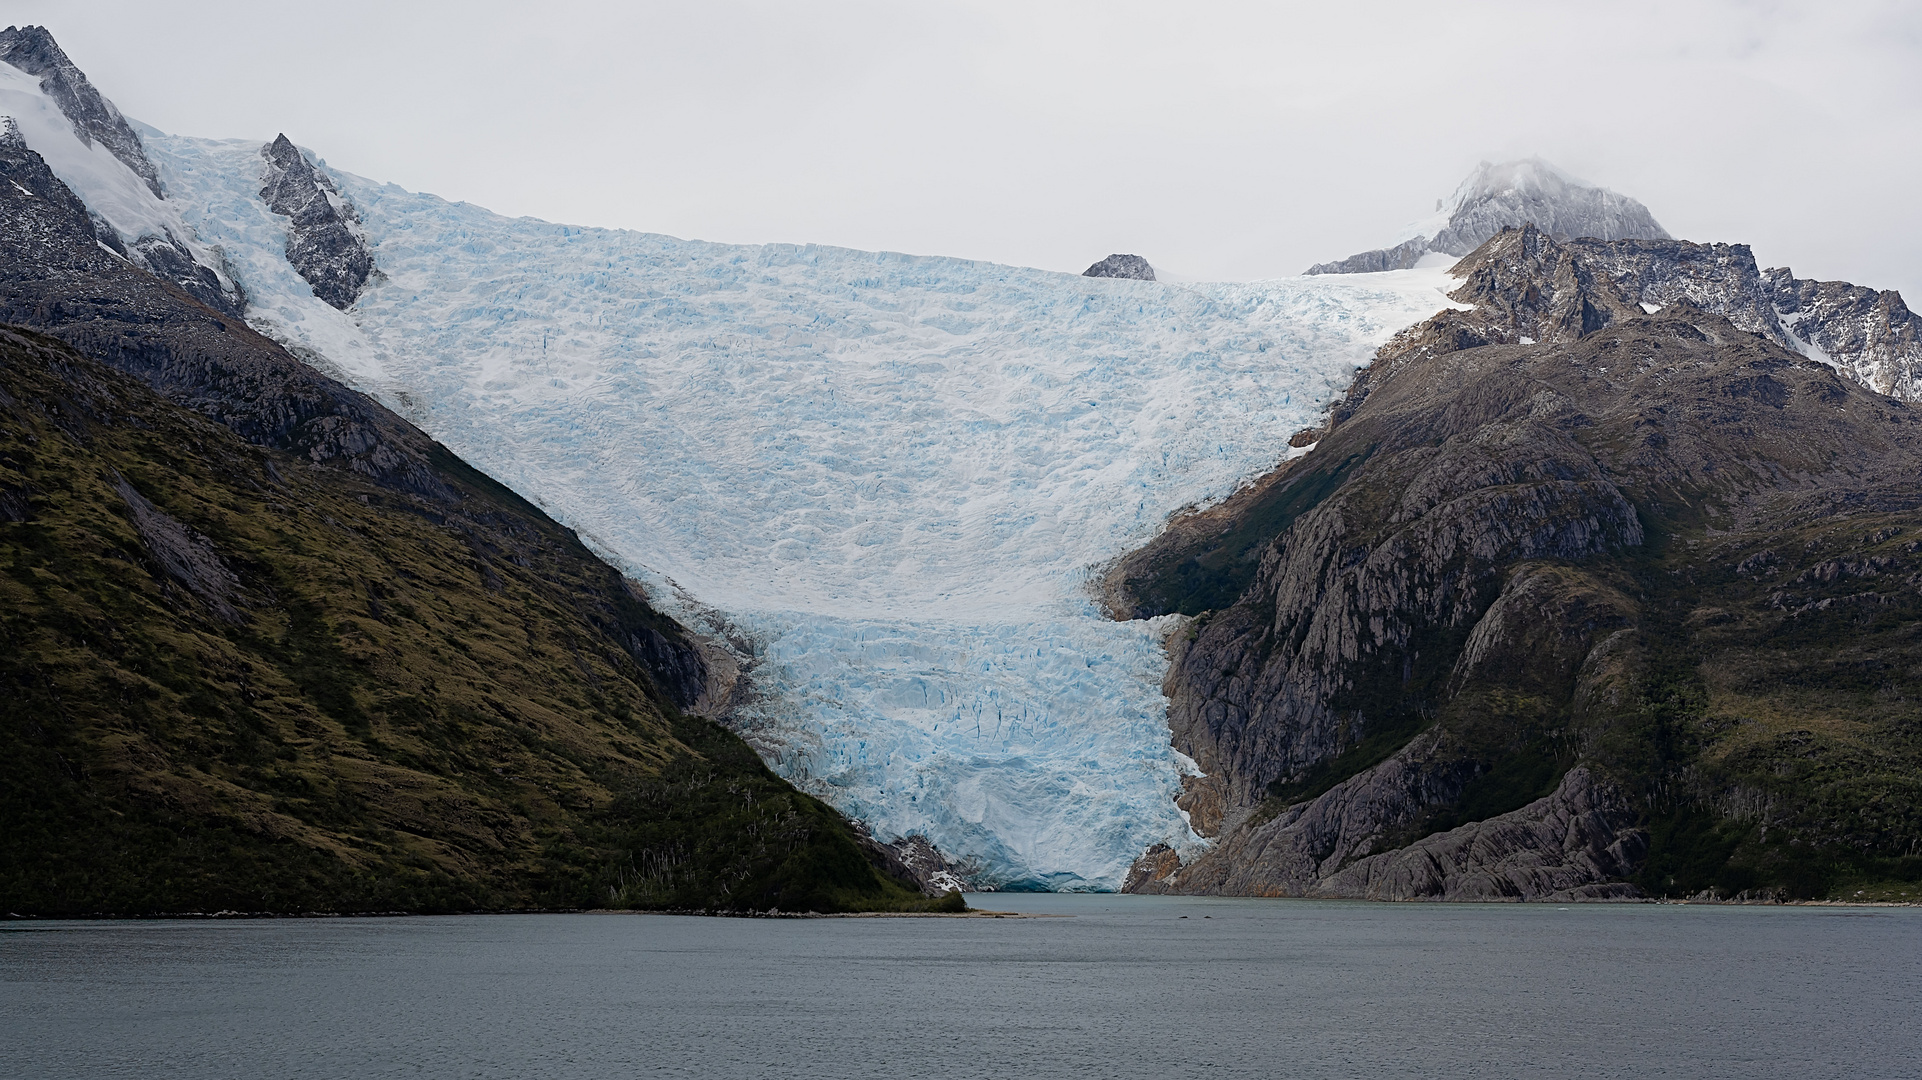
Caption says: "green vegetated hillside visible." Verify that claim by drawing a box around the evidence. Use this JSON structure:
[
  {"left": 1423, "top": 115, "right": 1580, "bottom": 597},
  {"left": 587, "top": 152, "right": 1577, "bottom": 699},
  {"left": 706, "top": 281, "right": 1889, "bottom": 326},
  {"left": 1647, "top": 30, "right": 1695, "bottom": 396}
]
[
  {"left": 1112, "top": 228, "right": 1922, "bottom": 902},
  {"left": 0, "top": 328, "right": 952, "bottom": 915}
]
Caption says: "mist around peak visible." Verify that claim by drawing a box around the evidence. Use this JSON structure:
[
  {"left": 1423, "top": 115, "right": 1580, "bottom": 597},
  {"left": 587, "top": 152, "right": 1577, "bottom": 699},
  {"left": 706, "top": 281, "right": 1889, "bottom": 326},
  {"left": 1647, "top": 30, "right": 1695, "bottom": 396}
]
[{"left": 1307, "top": 156, "right": 1670, "bottom": 275}]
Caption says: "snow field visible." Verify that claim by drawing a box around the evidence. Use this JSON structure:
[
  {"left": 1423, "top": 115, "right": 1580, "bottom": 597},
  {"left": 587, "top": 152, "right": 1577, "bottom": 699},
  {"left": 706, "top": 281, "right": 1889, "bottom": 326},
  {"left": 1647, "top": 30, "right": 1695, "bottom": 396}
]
[
  {"left": 148, "top": 132, "right": 1466, "bottom": 888},
  {"left": 0, "top": 69, "right": 225, "bottom": 284}
]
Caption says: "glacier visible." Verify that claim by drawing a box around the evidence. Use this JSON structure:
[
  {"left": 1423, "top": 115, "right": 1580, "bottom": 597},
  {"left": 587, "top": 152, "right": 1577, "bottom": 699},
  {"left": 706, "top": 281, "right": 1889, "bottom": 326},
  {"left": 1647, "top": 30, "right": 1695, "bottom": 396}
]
[{"left": 134, "top": 131, "right": 1466, "bottom": 889}]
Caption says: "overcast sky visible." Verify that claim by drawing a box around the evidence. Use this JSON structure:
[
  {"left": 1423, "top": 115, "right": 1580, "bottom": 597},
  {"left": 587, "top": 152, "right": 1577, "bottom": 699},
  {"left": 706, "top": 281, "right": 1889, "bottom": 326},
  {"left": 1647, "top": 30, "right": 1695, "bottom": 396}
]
[{"left": 11, "top": 0, "right": 1921, "bottom": 296}]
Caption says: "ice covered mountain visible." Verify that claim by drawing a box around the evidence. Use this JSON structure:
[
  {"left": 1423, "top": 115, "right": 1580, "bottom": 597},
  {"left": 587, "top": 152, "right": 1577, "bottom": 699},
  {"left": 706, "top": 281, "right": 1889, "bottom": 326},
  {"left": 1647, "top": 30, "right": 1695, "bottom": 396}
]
[
  {"left": 1307, "top": 158, "right": 1671, "bottom": 275},
  {"left": 119, "top": 124, "right": 1471, "bottom": 889}
]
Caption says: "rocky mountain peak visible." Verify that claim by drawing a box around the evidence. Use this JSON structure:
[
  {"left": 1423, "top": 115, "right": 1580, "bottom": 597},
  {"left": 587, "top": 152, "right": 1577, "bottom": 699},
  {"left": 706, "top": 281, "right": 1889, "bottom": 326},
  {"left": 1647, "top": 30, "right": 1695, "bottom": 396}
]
[
  {"left": 259, "top": 133, "right": 374, "bottom": 309},
  {"left": 1433, "top": 157, "right": 1669, "bottom": 255},
  {"left": 1402, "top": 224, "right": 1922, "bottom": 401},
  {"left": 1306, "top": 157, "right": 1669, "bottom": 275},
  {"left": 0, "top": 25, "right": 162, "bottom": 198},
  {"left": 1084, "top": 253, "right": 1156, "bottom": 281}
]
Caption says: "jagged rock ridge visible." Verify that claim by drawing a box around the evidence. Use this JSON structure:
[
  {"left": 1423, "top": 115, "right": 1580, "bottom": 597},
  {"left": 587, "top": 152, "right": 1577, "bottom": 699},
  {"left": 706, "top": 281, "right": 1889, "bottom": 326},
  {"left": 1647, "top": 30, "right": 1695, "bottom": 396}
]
[
  {"left": 0, "top": 25, "right": 160, "bottom": 197},
  {"left": 1305, "top": 160, "right": 1922, "bottom": 400},
  {"left": 0, "top": 26, "right": 238, "bottom": 317},
  {"left": 259, "top": 134, "right": 374, "bottom": 309},
  {"left": 1084, "top": 253, "right": 1156, "bottom": 281},
  {"left": 1410, "top": 225, "right": 1922, "bottom": 401},
  {"left": 1307, "top": 158, "right": 1670, "bottom": 275},
  {"left": 1765, "top": 268, "right": 1922, "bottom": 400}
]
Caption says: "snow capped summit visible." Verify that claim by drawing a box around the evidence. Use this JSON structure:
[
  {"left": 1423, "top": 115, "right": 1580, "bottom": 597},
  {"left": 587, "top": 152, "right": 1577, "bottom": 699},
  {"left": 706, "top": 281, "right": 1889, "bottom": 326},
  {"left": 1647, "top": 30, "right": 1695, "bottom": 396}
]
[
  {"left": 0, "top": 26, "right": 237, "bottom": 313},
  {"left": 0, "top": 25, "right": 160, "bottom": 197},
  {"left": 1307, "top": 156, "right": 1670, "bottom": 274}
]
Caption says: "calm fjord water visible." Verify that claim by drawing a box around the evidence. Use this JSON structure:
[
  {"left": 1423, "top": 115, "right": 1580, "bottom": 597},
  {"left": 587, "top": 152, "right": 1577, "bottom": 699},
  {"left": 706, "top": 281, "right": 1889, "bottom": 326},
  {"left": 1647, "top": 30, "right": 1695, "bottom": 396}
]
[{"left": 4, "top": 895, "right": 1918, "bottom": 1079}]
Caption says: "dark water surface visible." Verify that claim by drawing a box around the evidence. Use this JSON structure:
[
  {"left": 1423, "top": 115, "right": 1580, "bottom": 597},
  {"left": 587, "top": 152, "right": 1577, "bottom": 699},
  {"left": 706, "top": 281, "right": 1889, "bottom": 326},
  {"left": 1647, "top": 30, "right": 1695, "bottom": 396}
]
[{"left": 4, "top": 894, "right": 1919, "bottom": 1079}]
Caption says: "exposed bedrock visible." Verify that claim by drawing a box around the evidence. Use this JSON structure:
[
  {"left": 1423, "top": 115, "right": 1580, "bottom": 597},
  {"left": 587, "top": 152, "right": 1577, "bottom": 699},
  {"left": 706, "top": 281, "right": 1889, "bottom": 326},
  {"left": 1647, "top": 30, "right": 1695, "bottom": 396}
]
[
  {"left": 1083, "top": 253, "right": 1156, "bottom": 281},
  {"left": 1132, "top": 763, "right": 1645, "bottom": 901},
  {"left": 1115, "top": 228, "right": 1922, "bottom": 898},
  {"left": 259, "top": 133, "right": 375, "bottom": 309},
  {"left": 1325, "top": 223, "right": 1922, "bottom": 404},
  {"left": 1305, "top": 236, "right": 1432, "bottom": 276},
  {"left": 1764, "top": 267, "right": 1922, "bottom": 399},
  {"left": 1319, "top": 766, "right": 1647, "bottom": 901}
]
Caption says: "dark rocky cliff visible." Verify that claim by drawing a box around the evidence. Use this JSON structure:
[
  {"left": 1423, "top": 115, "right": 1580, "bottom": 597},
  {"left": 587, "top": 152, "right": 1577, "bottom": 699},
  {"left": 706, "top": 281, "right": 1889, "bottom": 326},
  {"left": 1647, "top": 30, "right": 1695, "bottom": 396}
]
[
  {"left": 1112, "top": 228, "right": 1922, "bottom": 901},
  {"left": 259, "top": 134, "right": 375, "bottom": 309}
]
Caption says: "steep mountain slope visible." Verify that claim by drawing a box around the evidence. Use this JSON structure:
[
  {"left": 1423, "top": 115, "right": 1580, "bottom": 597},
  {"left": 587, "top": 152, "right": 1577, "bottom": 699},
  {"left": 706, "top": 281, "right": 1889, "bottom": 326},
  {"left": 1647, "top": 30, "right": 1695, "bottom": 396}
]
[
  {"left": 0, "top": 82, "right": 941, "bottom": 915},
  {"left": 0, "top": 328, "right": 943, "bottom": 915},
  {"left": 1111, "top": 229, "right": 1922, "bottom": 901},
  {"left": 0, "top": 25, "right": 157, "bottom": 195},
  {"left": 141, "top": 130, "right": 1471, "bottom": 890}
]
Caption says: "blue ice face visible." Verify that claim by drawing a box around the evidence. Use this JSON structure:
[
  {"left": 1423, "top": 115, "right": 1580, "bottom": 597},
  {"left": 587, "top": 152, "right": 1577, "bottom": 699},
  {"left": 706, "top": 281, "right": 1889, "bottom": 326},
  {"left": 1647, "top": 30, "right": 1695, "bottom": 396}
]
[{"left": 146, "top": 131, "right": 1464, "bottom": 889}]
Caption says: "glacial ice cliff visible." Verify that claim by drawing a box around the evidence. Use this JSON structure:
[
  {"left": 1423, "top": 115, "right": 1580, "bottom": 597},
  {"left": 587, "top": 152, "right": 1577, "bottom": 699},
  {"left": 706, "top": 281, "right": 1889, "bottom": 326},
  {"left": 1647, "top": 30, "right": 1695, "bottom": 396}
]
[{"left": 138, "top": 131, "right": 1468, "bottom": 889}]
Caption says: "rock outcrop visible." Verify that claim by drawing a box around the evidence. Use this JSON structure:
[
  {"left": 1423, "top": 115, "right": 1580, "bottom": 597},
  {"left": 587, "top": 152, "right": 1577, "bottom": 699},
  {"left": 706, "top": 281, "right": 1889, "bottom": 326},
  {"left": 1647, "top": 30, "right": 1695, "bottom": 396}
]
[
  {"left": 259, "top": 133, "right": 374, "bottom": 309},
  {"left": 1309, "top": 159, "right": 1922, "bottom": 400},
  {"left": 1346, "top": 224, "right": 1922, "bottom": 402},
  {"left": 1764, "top": 267, "right": 1922, "bottom": 400},
  {"left": 1304, "top": 236, "right": 1431, "bottom": 276},
  {"left": 1131, "top": 765, "right": 1645, "bottom": 900},
  {"left": 1318, "top": 767, "right": 1647, "bottom": 901},
  {"left": 1083, "top": 253, "right": 1156, "bottom": 281}
]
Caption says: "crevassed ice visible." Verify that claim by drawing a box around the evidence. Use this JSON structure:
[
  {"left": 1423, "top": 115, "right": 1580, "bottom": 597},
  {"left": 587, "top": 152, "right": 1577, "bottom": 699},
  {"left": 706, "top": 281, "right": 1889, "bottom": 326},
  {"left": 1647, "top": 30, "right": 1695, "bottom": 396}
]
[{"left": 145, "top": 131, "right": 1464, "bottom": 890}]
